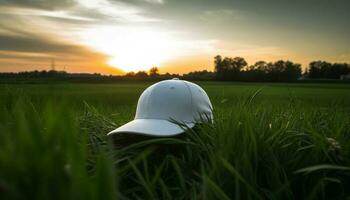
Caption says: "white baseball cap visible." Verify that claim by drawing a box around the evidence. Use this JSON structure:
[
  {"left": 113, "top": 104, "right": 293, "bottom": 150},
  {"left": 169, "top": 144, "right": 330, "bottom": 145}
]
[{"left": 107, "top": 78, "right": 213, "bottom": 137}]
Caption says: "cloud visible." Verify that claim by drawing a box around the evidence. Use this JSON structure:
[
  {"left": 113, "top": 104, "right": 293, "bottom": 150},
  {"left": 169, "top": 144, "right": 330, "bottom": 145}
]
[
  {"left": 142, "top": 0, "right": 164, "bottom": 4},
  {"left": 72, "top": 0, "right": 162, "bottom": 22},
  {"left": 0, "top": 31, "right": 107, "bottom": 69},
  {"left": 200, "top": 9, "right": 244, "bottom": 22},
  {"left": 0, "top": 0, "right": 162, "bottom": 24},
  {"left": 0, "top": 51, "right": 49, "bottom": 62},
  {"left": 0, "top": 0, "right": 75, "bottom": 10},
  {"left": 0, "top": 6, "right": 95, "bottom": 22},
  {"left": 0, "top": 0, "right": 169, "bottom": 73},
  {"left": 0, "top": 0, "right": 164, "bottom": 54},
  {"left": 0, "top": 33, "right": 84, "bottom": 54},
  {"left": 0, "top": 41, "right": 119, "bottom": 74}
]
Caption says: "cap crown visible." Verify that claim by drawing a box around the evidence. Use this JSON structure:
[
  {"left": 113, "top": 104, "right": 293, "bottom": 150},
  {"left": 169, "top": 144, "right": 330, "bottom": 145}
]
[{"left": 135, "top": 79, "right": 212, "bottom": 123}]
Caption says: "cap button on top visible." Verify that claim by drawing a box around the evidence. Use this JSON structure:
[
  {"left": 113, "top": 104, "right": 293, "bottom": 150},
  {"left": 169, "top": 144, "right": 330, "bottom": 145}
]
[{"left": 172, "top": 78, "right": 179, "bottom": 80}]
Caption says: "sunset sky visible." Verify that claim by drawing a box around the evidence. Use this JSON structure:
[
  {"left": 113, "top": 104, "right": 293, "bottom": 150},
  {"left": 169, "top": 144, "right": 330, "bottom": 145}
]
[{"left": 0, "top": 0, "right": 349, "bottom": 74}]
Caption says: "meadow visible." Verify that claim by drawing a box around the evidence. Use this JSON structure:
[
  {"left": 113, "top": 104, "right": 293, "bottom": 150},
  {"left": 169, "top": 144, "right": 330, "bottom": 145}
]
[{"left": 0, "top": 81, "right": 350, "bottom": 200}]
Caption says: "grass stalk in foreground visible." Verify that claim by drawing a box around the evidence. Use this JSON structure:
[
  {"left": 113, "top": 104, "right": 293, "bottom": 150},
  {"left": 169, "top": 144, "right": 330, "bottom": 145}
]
[{"left": 0, "top": 92, "right": 349, "bottom": 199}]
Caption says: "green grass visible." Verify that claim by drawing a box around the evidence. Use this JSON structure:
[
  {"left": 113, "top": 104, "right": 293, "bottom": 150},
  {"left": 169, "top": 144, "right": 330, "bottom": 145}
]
[{"left": 0, "top": 82, "right": 350, "bottom": 199}]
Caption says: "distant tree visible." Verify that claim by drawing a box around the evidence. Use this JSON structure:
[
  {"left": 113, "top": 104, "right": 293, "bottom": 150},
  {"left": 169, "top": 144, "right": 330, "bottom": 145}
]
[
  {"left": 183, "top": 70, "right": 215, "bottom": 80},
  {"left": 125, "top": 72, "right": 135, "bottom": 77},
  {"left": 149, "top": 67, "right": 159, "bottom": 77},
  {"left": 308, "top": 61, "right": 350, "bottom": 79},
  {"left": 214, "top": 55, "right": 224, "bottom": 80},
  {"left": 135, "top": 71, "right": 148, "bottom": 78},
  {"left": 238, "top": 60, "right": 302, "bottom": 82},
  {"left": 226, "top": 57, "right": 247, "bottom": 80},
  {"left": 214, "top": 55, "right": 222, "bottom": 70},
  {"left": 214, "top": 55, "right": 247, "bottom": 80},
  {"left": 231, "top": 57, "right": 248, "bottom": 71},
  {"left": 3, "top": 57, "right": 348, "bottom": 82},
  {"left": 283, "top": 61, "right": 302, "bottom": 81},
  {"left": 308, "top": 61, "right": 331, "bottom": 79},
  {"left": 254, "top": 61, "right": 269, "bottom": 72},
  {"left": 220, "top": 57, "right": 232, "bottom": 80},
  {"left": 247, "top": 61, "right": 265, "bottom": 71},
  {"left": 330, "top": 63, "right": 350, "bottom": 79},
  {"left": 243, "top": 61, "right": 268, "bottom": 81},
  {"left": 267, "top": 60, "right": 301, "bottom": 81}
]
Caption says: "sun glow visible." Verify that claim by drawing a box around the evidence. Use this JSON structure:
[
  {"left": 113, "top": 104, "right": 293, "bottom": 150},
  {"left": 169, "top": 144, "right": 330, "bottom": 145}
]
[{"left": 81, "top": 26, "right": 178, "bottom": 72}]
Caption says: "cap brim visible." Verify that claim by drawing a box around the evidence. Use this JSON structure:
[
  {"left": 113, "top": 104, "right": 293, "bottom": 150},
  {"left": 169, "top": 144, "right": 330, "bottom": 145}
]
[{"left": 107, "top": 119, "right": 194, "bottom": 137}]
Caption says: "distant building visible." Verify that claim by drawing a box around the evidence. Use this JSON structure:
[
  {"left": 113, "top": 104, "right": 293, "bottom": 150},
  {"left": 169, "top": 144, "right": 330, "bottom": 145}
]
[{"left": 340, "top": 73, "right": 350, "bottom": 80}]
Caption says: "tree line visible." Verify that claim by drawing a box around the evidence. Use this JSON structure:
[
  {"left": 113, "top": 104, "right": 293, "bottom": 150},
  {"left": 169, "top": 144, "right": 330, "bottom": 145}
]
[
  {"left": 214, "top": 56, "right": 302, "bottom": 82},
  {"left": 1, "top": 56, "right": 349, "bottom": 82},
  {"left": 211, "top": 55, "right": 350, "bottom": 81},
  {"left": 307, "top": 61, "right": 350, "bottom": 79}
]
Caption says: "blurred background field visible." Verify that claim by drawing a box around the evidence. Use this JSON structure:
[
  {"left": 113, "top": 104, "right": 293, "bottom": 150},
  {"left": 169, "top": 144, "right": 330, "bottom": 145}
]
[
  {"left": 1, "top": 82, "right": 350, "bottom": 110},
  {"left": 0, "top": 82, "right": 350, "bottom": 199}
]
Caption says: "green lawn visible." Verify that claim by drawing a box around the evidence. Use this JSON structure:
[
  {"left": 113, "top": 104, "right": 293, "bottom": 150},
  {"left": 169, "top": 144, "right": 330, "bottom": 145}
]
[
  {"left": 2, "top": 82, "right": 350, "bottom": 110},
  {"left": 0, "top": 82, "right": 350, "bottom": 199}
]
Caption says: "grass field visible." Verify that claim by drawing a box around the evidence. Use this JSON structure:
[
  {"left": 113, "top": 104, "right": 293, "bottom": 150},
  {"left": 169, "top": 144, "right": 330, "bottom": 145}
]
[{"left": 1, "top": 82, "right": 350, "bottom": 199}]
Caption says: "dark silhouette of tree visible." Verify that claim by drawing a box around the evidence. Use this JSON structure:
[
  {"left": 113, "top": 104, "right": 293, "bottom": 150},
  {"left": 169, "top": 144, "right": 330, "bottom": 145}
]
[
  {"left": 182, "top": 70, "right": 215, "bottom": 80},
  {"left": 331, "top": 63, "right": 350, "bottom": 79},
  {"left": 214, "top": 55, "right": 247, "bottom": 80},
  {"left": 231, "top": 57, "right": 248, "bottom": 71},
  {"left": 214, "top": 55, "right": 302, "bottom": 82},
  {"left": 282, "top": 60, "right": 302, "bottom": 81},
  {"left": 251, "top": 61, "right": 268, "bottom": 71},
  {"left": 125, "top": 72, "right": 135, "bottom": 77},
  {"left": 308, "top": 61, "right": 350, "bottom": 79},
  {"left": 149, "top": 67, "right": 159, "bottom": 77},
  {"left": 243, "top": 61, "right": 268, "bottom": 81},
  {"left": 228, "top": 57, "right": 247, "bottom": 79},
  {"left": 135, "top": 71, "right": 148, "bottom": 78},
  {"left": 1, "top": 56, "right": 349, "bottom": 82},
  {"left": 267, "top": 60, "right": 301, "bottom": 81},
  {"left": 214, "top": 55, "right": 224, "bottom": 80},
  {"left": 308, "top": 61, "right": 331, "bottom": 78}
]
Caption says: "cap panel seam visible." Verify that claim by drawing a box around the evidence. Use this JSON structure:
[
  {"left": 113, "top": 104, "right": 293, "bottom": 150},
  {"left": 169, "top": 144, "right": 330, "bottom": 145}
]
[
  {"left": 183, "top": 81, "right": 194, "bottom": 118},
  {"left": 146, "top": 84, "right": 156, "bottom": 118}
]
